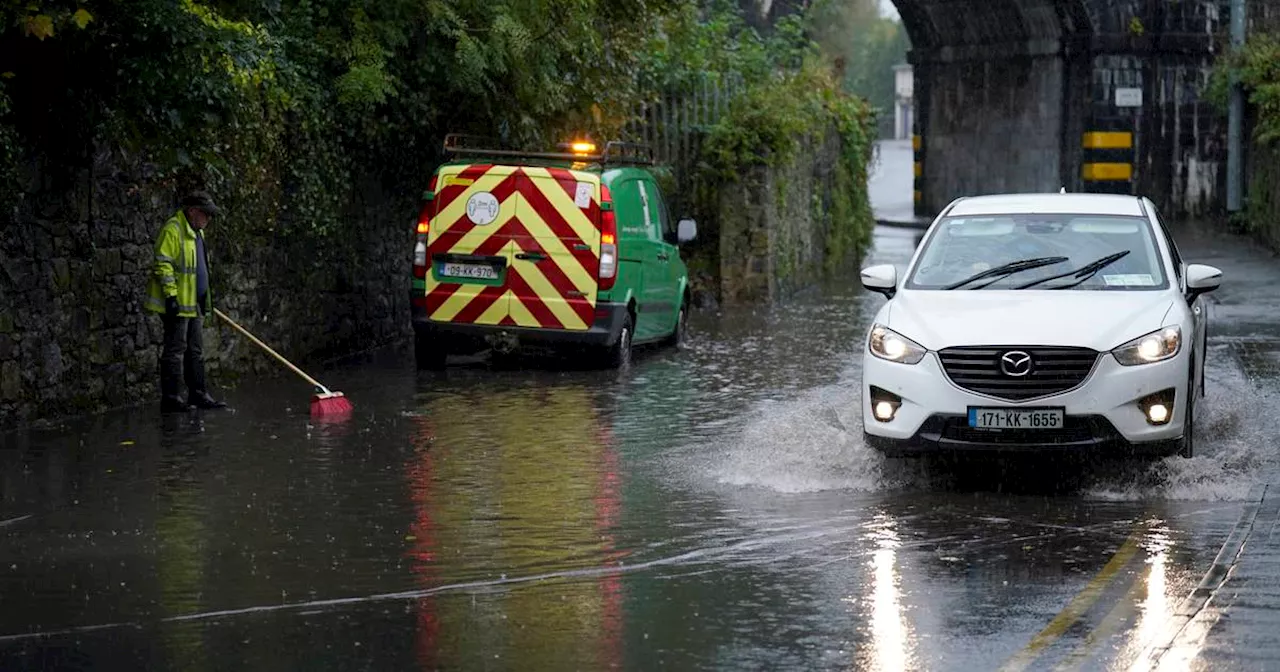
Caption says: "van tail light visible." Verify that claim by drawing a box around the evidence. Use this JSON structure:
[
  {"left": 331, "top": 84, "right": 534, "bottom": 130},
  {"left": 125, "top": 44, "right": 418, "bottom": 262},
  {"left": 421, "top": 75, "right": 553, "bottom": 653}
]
[
  {"left": 598, "top": 184, "right": 618, "bottom": 290},
  {"left": 412, "top": 204, "right": 429, "bottom": 278},
  {"left": 413, "top": 177, "right": 437, "bottom": 280}
]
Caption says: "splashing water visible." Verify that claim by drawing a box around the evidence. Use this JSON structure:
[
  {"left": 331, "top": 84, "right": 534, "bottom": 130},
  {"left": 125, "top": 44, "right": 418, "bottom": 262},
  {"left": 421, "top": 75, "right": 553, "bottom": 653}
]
[
  {"left": 700, "top": 384, "right": 932, "bottom": 494},
  {"left": 1085, "top": 343, "right": 1280, "bottom": 502},
  {"left": 696, "top": 343, "right": 1278, "bottom": 501}
]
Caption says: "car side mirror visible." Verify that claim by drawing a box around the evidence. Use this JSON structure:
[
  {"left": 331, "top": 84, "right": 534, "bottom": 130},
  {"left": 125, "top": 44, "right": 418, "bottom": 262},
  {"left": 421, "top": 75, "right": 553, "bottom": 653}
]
[
  {"left": 677, "top": 218, "right": 697, "bottom": 244},
  {"left": 1185, "top": 263, "right": 1222, "bottom": 302},
  {"left": 861, "top": 264, "right": 897, "bottom": 299}
]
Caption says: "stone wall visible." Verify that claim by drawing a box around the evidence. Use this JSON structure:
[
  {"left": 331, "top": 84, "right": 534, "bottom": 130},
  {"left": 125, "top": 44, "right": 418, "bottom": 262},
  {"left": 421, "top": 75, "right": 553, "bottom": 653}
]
[
  {"left": 0, "top": 146, "right": 415, "bottom": 429},
  {"left": 716, "top": 127, "right": 850, "bottom": 303}
]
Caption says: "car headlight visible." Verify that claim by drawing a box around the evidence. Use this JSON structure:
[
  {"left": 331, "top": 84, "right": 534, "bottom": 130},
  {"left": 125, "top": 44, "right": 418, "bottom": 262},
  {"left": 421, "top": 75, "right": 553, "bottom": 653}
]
[
  {"left": 1112, "top": 326, "right": 1181, "bottom": 366},
  {"left": 869, "top": 324, "right": 927, "bottom": 365}
]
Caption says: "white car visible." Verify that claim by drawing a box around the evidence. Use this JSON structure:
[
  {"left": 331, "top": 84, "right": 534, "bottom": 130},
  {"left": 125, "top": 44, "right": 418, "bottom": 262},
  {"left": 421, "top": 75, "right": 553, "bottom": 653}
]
[{"left": 860, "top": 193, "right": 1222, "bottom": 458}]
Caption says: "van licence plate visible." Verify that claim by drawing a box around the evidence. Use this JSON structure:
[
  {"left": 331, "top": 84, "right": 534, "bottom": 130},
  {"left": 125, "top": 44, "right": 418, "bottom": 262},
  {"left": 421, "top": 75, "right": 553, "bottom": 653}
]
[
  {"left": 968, "top": 408, "right": 1064, "bottom": 429},
  {"left": 441, "top": 263, "right": 499, "bottom": 280}
]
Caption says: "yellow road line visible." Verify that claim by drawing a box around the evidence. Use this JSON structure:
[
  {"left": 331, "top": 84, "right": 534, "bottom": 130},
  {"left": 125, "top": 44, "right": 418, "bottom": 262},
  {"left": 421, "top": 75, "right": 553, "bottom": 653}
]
[
  {"left": 999, "top": 530, "right": 1144, "bottom": 672},
  {"left": 1055, "top": 563, "right": 1146, "bottom": 671}
]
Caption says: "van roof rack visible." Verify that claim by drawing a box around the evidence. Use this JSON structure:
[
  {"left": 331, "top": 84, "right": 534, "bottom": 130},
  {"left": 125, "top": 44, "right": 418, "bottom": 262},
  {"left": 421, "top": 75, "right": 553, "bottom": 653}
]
[
  {"left": 599, "top": 141, "right": 655, "bottom": 166},
  {"left": 442, "top": 134, "right": 654, "bottom": 167}
]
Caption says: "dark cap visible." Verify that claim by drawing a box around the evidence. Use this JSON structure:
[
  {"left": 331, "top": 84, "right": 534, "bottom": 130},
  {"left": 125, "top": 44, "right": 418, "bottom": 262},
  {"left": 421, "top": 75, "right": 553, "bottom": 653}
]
[{"left": 180, "top": 191, "right": 221, "bottom": 216}]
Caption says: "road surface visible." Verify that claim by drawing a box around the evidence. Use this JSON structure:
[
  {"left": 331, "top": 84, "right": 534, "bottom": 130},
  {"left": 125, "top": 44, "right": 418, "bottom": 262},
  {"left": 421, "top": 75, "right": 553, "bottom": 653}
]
[{"left": 2, "top": 220, "right": 1279, "bottom": 670}]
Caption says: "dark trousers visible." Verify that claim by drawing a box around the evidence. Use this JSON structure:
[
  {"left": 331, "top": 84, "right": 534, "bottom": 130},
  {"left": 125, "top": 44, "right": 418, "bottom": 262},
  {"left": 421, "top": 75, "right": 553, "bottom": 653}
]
[{"left": 160, "top": 314, "right": 207, "bottom": 402}]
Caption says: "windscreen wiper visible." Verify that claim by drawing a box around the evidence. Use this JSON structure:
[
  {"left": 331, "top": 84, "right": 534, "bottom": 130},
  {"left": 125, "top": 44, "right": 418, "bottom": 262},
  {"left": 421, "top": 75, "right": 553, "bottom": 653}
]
[
  {"left": 1013, "top": 250, "right": 1132, "bottom": 290},
  {"left": 943, "top": 256, "right": 1070, "bottom": 290}
]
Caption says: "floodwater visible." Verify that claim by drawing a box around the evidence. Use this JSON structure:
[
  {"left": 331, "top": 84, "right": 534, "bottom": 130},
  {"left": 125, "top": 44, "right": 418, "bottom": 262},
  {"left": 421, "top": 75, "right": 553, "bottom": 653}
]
[{"left": 2, "top": 225, "right": 1278, "bottom": 671}]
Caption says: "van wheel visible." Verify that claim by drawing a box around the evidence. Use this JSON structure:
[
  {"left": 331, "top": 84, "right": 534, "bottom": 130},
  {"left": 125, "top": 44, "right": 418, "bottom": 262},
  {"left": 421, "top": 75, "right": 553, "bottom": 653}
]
[
  {"left": 603, "top": 313, "right": 633, "bottom": 369},
  {"left": 414, "top": 331, "right": 447, "bottom": 371},
  {"left": 663, "top": 303, "right": 688, "bottom": 349}
]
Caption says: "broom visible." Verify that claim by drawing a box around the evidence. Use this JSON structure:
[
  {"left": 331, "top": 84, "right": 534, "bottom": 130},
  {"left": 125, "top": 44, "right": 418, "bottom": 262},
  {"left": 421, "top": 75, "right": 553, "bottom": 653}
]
[{"left": 212, "top": 308, "right": 354, "bottom": 418}]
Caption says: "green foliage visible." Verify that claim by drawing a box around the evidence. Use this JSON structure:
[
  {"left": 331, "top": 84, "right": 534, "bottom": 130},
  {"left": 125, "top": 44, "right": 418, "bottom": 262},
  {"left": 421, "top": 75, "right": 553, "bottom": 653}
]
[
  {"left": 699, "top": 62, "right": 827, "bottom": 179},
  {"left": 333, "top": 9, "right": 397, "bottom": 110},
  {"left": 1208, "top": 33, "right": 1280, "bottom": 146},
  {"left": 700, "top": 57, "right": 873, "bottom": 181},
  {"left": 2, "top": 1, "right": 95, "bottom": 40},
  {"left": 1209, "top": 33, "right": 1280, "bottom": 250},
  {"left": 637, "top": 0, "right": 878, "bottom": 288},
  {"left": 0, "top": 0, "right": 683, "bottom": 238},
  {"left": 808, "top": 0, "right": 909, "bottom": 138},
  {"left": 638, "top": 0, "right": 817, "bottom": 95}
]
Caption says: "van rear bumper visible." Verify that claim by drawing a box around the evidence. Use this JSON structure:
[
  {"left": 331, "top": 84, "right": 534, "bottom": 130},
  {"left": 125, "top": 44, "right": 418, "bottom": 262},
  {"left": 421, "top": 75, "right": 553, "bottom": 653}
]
[{"left": 411, "top": 301, "right": 629, "bottom": 348}]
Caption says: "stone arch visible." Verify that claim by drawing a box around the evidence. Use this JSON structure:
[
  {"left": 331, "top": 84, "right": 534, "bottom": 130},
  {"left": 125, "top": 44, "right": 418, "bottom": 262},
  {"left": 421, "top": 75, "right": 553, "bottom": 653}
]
[{"left": 892, "top": 0, "right": 1095, "bottom": 55}]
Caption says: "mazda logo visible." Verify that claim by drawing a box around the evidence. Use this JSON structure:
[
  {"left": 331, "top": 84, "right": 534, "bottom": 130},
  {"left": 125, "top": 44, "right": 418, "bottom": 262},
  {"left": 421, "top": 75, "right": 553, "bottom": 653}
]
[{"left": 1000, "top": 351, "right": 1032, "bottom": 377}]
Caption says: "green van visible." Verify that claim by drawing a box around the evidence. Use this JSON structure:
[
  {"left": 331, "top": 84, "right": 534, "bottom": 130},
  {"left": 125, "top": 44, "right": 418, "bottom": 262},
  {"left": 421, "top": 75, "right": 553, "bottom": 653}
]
[{"left": 410, "top": 136, "right": 698, "bottom": 369}]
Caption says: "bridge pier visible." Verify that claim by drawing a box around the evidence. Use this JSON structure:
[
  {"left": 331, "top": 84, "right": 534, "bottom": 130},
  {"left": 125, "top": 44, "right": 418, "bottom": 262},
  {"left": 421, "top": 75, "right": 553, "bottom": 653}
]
[{"left": 914, "top": 54, "right": 1067, "bottom": 215}]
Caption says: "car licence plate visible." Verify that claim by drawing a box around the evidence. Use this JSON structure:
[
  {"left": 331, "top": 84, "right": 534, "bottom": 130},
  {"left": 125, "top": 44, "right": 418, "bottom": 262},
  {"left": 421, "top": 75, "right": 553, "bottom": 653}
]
[
  {"left": 441, "top": 262, "right": 499, "bottom": 280},
  {"left": 968, "top": 408, "right": 1064, "bottom": 429}
]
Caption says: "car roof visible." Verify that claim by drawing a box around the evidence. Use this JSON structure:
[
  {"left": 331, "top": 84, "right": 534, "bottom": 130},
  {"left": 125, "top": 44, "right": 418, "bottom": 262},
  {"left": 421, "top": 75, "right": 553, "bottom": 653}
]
[{"left": 944, "top": 193, "right": 1145, "bottom": 218}]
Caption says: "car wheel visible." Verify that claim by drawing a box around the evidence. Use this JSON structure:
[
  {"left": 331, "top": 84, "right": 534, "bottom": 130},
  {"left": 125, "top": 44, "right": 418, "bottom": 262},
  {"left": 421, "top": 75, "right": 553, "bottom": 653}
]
[
  {"left": 1179, "top": 360, "right": 1196, "bottom": 458},
  {"left": 603, "top": 313, "right": 633, "bottom": 370},
  {"left": 414, "top": 331, "right": 447, "bottom": 371},
  {"left": 663, "top": 303, "right": 688, "bottom": 349}
]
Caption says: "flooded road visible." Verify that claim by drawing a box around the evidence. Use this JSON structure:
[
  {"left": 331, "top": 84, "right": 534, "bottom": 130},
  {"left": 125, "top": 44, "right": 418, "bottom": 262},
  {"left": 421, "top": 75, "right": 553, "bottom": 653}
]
[{"left": 3, "top": 225, "right": 1279, "bottom": 670}]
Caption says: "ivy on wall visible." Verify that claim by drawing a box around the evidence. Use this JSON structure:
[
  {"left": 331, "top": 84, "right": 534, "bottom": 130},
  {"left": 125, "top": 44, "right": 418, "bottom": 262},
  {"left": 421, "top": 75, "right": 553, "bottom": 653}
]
[{"left": 1208, "top": 33, "right": 1280, "bottom": 241}]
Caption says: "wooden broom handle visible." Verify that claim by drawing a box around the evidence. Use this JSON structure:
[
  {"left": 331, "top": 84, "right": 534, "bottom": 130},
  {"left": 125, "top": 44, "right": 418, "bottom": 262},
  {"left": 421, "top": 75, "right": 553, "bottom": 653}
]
[{"left": 212, "top": 308, "right": 327, "bottom": 391}]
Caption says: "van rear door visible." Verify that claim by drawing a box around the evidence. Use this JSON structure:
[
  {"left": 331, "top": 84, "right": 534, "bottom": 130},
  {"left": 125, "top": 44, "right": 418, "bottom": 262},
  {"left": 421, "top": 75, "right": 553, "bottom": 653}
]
[
  {"left": 425, "top": 164, "right": 521, "bottom": 326},
  {"left": 507, "top": 167, "right": 602, "bottom": 331}
]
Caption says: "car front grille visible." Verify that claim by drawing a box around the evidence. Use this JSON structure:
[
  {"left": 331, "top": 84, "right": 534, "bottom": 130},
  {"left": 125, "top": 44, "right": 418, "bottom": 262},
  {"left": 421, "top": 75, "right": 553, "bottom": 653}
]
[{"left": 937, "top": 346, "right": 1099, "bottom": 401}]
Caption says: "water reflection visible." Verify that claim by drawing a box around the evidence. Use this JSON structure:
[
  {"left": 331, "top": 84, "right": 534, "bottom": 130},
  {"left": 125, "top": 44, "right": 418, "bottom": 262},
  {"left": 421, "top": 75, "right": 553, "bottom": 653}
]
[
  {"left": 155, "top": 450, "right": 208, "bottom": 671},
  {"left": 594, "top": 422, "right": 625, "bottom": 670},
  {"left": 858, "top": 511, "right": 918, "bottom": 671},
  {"left": 405, "top": 413, "right": 440, "bottom": 669},
  {"left": 1134, "top": 523, "right": 1173, "bottom": 649},
  {"left": 402, "top": 383, "right": 626, "bottom": 669},
  {"left": 1115, "top": 521, "right": 1176, "bottom": 670}
]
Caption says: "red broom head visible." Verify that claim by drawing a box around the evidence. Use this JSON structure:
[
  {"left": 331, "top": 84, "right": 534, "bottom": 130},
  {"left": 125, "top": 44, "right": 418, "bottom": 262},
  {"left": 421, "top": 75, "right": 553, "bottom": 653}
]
[{"left": 311, "top": 391, "right": 353, "bottom": 419}]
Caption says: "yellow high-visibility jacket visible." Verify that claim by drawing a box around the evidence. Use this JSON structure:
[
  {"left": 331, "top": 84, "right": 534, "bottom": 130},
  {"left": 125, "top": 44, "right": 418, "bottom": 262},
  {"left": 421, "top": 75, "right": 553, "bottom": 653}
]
[{"left": 145, "top": 210, "right": 210, "bottom": 318}]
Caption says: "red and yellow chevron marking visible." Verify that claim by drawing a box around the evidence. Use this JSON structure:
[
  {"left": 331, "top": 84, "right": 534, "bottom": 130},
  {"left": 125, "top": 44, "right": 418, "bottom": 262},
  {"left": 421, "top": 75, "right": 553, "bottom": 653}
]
[{"left": 424, "top": 165, "right": 602, "bottom": 331}]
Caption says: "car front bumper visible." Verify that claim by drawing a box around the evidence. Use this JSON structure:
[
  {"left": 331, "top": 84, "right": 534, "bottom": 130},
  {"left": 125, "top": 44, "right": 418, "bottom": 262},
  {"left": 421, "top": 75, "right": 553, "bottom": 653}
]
[{"left": 862, "top": 347, "right": 1189, "bottom": 455}]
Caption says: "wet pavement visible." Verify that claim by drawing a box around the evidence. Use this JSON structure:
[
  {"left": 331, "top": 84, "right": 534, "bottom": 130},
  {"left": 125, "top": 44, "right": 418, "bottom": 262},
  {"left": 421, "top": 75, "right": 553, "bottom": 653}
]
[
  {"left": 3, "top": 221, "right": 1280, "bottom": 670},
  {"left": 870, "top": 139, "right": 929, "bottom": 228}
]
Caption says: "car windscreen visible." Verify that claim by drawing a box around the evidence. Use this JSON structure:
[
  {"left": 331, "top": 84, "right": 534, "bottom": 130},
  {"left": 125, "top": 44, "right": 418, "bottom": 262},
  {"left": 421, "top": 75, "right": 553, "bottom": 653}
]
[{"left": 905, "top": 214, "right": 1170, "bottom": 291}]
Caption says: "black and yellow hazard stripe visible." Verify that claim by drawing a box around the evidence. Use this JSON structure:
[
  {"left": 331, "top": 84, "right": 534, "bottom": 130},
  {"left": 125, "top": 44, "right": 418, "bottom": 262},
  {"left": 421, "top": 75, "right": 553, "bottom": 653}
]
[{"left": 1081, "top": 117, "right": 1133, "bottom": 195}]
